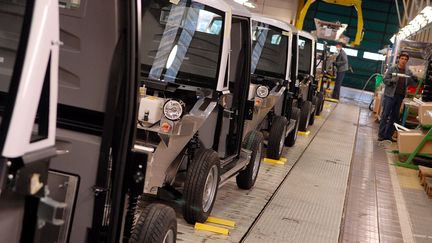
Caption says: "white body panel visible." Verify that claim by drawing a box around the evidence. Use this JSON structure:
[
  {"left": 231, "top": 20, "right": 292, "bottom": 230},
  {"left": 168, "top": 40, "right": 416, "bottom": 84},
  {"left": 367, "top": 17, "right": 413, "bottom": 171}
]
[{"left": 2, "top": 0, "right": 60, "bottom": 158}]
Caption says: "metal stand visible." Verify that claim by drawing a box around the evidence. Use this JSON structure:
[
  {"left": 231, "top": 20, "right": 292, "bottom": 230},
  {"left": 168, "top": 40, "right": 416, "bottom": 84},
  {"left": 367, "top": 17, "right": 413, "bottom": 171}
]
[{"left": 397, "top": 125, "right": 432, "bottom": 170}]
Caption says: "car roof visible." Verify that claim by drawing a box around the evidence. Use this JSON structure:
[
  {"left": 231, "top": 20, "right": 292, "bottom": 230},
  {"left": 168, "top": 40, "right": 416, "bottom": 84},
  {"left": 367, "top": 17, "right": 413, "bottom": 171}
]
[{"left": 251, "top": 14, "right": 298, "bottom": 34}]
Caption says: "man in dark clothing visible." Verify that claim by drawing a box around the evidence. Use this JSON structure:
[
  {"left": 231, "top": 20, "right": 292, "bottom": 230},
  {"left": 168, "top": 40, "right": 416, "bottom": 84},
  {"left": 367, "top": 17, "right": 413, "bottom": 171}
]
[
  {"left": 333, "top": 42, "right": 349, "bottom": 99},
  {"left": 378, "top": 52, "right": 417, "bottom": 141}
]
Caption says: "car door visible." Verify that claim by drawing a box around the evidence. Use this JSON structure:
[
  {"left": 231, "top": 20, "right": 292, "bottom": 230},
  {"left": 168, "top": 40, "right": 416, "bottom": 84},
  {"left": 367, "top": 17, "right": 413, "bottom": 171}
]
[{"left": 0, "top": 0, "right": 60, "bottom": 242}]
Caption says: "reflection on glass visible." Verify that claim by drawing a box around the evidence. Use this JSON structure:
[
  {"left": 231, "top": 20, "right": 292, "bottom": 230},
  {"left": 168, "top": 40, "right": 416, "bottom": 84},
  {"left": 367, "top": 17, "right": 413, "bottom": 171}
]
[
  {"left": 251, "top": 21, "right": 288, "bottom": 79},
  {"left": 0, "top": 0, "right": 27, "bottom": 93},
  {"left": 141, "top": 0, "right": 224, "bottom": 89}
]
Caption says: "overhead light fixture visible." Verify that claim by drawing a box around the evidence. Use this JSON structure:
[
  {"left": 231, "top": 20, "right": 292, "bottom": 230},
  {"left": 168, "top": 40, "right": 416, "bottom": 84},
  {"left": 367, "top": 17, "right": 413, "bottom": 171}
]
[
  {"left": 233, "top": 0, "right": 256, "bottom": 8},
  {"left": 390, "top": 34, "right": 396, "bottom": 44},
  {"left": 396, "top": 5, "right": 432, "bottom": 41}
]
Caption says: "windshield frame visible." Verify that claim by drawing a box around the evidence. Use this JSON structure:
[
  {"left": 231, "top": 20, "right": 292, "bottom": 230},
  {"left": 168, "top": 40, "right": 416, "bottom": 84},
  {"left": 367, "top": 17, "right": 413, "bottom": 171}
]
[
  {"left": 0, "top": 0, "right": 35, "bottom": 153},
  {"left": 251, "top": 20, "right": 288, "bottom": 80},
  {"left": 140, "top": 0, "right": 226, "bottom": 90}
]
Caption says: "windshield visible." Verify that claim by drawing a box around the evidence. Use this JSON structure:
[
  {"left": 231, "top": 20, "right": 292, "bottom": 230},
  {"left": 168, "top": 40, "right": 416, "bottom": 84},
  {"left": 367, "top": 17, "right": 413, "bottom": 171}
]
[
  {"left": 251, "top": 21, "right": 288, "bottom": 79},
  {"left": 298, "top": 36, "right": 312, "bottom": 74},
  {"left": 0, "top": 0, "right": 31, "bottom": 123},
  {"left": 141, "top": 0, "right": 224, "bottom": 89}
]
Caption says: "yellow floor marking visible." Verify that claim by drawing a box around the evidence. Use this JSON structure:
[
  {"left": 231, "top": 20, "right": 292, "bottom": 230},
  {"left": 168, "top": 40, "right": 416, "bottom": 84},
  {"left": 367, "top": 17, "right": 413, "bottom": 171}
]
[
  {"left": 324, "top": 98, "right": 339, "bottom": 103},
  {"left": 263, "top": 158, "right": 285, "bottom": 165},
  {"left": 324, "top": 104, "right": 332, "bottom": 109},
  {"left": 395, "top": 166, "right": 423, "bottom": 190},
  {"left": 298, "top": 131, "right": 310, "bottom": 135},
  {"left": 279, "top": 157, "right": 288, "bottom": 162},
  {"left": 206, "top": 217, "right": 236, "bottom": 227},
  {"left": 194, "top": 223, "right": 229, "bottom": 235},
  {"left": 315, "top": 115, "right": 322, "bottom": 119}
]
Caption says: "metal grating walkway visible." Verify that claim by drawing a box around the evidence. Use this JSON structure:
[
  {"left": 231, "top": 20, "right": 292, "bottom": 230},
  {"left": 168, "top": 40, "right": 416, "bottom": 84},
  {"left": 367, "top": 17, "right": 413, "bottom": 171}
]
[
  {"left": 243, "top": 103, "right": 360, "bottom": 243},
  {"left": 176, "top": 103, "right": 338, "bottom": 242}
]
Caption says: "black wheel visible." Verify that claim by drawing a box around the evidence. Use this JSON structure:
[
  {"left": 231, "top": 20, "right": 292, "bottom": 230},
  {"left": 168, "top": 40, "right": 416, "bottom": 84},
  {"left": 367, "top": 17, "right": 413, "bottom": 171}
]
[
  {"left": 298, "top": 101, "right": 312, "bottom": 132},
  {"left": 183, "top": 149, "right": 220, "bottom": 224},
  {"left": 236, "top": 131, "right": 264, "bottom": 189},
  {"left": 309, "top": 96, "right": 317, "bottom": 125},
  {"left": 285, "top": 107, "right": 300, "bottom": 147},
  {"left": 267, "top": 116, "right": 288, "bottom": 160},
  {"left": 130, "top": 203, "right": 177, "bottom": 243},
  {"left": 316, "top": 92, "right": 324, "bottom": 115}
]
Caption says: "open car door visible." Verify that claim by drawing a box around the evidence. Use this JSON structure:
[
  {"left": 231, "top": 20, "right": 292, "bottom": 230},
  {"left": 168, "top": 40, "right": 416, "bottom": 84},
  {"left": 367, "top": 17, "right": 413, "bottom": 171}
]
[{"left": 0, "top": 0, "right": 60, "bottom": 242}]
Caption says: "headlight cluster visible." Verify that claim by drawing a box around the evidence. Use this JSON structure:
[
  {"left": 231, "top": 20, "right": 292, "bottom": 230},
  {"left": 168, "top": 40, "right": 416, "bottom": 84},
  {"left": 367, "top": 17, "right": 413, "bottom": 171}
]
[
  {"left": 256, "top": 85, "right": 270, "bottom": 98},
  {"left": 163, "top": 99, "right": 185, "bottom": 121}
]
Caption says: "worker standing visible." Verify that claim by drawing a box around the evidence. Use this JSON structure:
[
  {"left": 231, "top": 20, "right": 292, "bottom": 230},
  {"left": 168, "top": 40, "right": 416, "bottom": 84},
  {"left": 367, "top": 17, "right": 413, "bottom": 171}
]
[
  {"left": 378, "top": 52, "right": 417, "bottom": 142},
  {"left": 333, "top": 42, "right": 349, "bottom": 100}
]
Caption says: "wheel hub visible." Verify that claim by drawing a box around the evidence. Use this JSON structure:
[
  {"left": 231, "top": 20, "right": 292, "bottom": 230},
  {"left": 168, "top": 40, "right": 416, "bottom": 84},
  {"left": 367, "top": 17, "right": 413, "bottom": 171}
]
[
  {"left": 202, "top": 165, "right": 218, "bottom": 212},
  {"left": 163, "top": 229, "right": 175, "bottom": 243},
  {"left": 252, "top": 144, "right": 262, "bottom": 180}
]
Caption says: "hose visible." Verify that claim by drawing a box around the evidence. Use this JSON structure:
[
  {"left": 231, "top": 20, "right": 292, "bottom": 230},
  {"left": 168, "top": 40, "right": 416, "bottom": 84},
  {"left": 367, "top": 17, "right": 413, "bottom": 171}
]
[{"left": 357, "top": 73, "right": 381, "bottom": 106}]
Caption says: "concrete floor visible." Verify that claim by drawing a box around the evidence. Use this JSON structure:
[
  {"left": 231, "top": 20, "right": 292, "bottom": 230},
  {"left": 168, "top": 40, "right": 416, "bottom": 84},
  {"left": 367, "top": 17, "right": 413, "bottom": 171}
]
[{"left": 174, "top": 86, "right": 432, "bottom": 243}]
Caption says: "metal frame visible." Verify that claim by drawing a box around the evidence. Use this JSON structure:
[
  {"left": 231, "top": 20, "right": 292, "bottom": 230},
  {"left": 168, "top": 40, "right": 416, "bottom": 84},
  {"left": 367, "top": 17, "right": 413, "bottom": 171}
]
[{"left": 295, "top": 0, "right": 364, "bottom": 46}]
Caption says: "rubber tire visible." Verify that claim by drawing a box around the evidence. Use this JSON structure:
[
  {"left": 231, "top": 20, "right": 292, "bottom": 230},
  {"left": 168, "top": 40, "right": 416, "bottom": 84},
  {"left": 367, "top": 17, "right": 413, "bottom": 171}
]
[
  {"left": 183, "top": 149, "right": 220, "bottom": 224},
  {"left": 130, "top": 203, "right": 177, "bottom": 243},
  {"left": 298, "top": 101, "right": 312, "bottom": 132},
  {"left": 309, "top": 96, "right": 317, "bottom": 125},
  {"left": 267, "top": 116, "right": 288, "bottom": 160},
  {"left": 236, "top": 131, "right": 264, "bottom": 189},
  {"left": 285, "top": 107, "right": 300, "bottom": 147},
  {"left": 316, "top": 92, "right": 324, "bottom": 115}
]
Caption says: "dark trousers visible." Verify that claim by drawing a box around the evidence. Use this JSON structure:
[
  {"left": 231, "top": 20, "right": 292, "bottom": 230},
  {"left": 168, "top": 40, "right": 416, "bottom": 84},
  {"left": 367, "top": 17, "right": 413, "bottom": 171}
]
[
  {"left": 378, "top": 95, "right": 404, "bottom": 139},
  {"left": 332, "top": 71, "right": 345, "bottom": 99}
]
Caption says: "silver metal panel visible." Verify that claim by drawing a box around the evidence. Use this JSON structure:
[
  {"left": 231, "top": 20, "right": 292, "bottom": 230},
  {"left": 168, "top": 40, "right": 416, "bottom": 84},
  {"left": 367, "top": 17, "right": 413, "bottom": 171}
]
[
  {"left": 144, "top": 99, "right": 217, "bottom": 193},
  {"left": 244, "top": 103, "right": 359, "bottom": 243},
  {"left": 176, "top": 102, "right": 338, "bottom": 242}
]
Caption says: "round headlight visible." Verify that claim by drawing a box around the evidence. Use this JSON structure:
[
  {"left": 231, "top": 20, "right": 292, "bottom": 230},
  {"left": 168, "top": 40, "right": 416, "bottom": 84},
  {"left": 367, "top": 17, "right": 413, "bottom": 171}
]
[
  {"left": 163, "top": 100, "right": 184, "bottom": 121},
  {"left": 256, "top": 85, "right": 270, "bottom": 98}
]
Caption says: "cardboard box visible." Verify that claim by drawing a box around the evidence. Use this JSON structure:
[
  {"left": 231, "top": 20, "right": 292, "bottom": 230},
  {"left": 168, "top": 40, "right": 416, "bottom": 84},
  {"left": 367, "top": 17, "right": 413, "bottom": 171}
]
[
  {"left": 398, "top": 130, "right": 432, "bottom": 154},
  {"left": 418, "top": 102, "right": 432, "bottom": 125}
]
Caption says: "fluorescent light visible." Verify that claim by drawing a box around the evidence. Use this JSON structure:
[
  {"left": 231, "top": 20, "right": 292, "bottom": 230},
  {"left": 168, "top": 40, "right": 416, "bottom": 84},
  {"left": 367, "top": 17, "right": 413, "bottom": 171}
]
[
  {"left": 233, "top": 0, "right": 255, "bottom": 8},
  {"left": 329, "top": 45, "right": 337, "bottom": 53},
  {"left": 390, "top": 34, "right": 396, "bottom": 44},
  {"left": 343, "top": 47, "right": 358, "bottom": 57},
  {"left": 244, "top": 2, "right": 256, "bottom": 8},
  {"left": 363, "top": 52, "right": 385, "bottom": 61}
]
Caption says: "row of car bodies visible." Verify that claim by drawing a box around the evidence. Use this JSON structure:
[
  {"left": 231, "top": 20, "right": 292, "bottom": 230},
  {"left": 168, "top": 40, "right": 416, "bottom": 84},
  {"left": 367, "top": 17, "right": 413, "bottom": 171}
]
[{"left": 0, "top": 0, "right": 321, "bottom": 242}]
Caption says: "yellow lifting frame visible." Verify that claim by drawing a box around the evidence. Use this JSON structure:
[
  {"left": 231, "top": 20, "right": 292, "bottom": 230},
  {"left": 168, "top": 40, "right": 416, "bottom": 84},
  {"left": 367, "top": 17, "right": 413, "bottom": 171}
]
[{"left": 295, "top": 0, "right": 364, "bottom": 46}]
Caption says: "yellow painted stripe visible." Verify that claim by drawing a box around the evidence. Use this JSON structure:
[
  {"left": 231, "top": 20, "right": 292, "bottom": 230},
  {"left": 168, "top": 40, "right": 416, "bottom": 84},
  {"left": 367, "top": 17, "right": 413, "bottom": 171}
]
[
  {"left": 324, "top": 104, "right": 332, "bottom": 109},
  {"left": 207, "top": 217, "right": 236, "bottom": 227},
  {"left": 194, "top": 223, "right": 229, "bottom": 235},
  {"left": 298, "top": 131, "right": 310, "bottom": 135},
  {"left": 280, "top": 157, "right": 288, "bottom": 162},
  {"left": 264, "top": 158, "right": 285, "bottom": 165},
  {"left": 315, "top": 115, "right": 322, "bottom": 119},
  {"left": 324, "top": 98, "right": 339, "bottom": 103}
]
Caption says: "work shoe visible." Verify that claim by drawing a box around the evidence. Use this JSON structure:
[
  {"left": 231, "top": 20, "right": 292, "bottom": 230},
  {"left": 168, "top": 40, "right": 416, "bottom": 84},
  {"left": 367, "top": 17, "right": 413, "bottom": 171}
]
[{"left": 377, "top": 137, "right": 385, "bottom": 141}]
